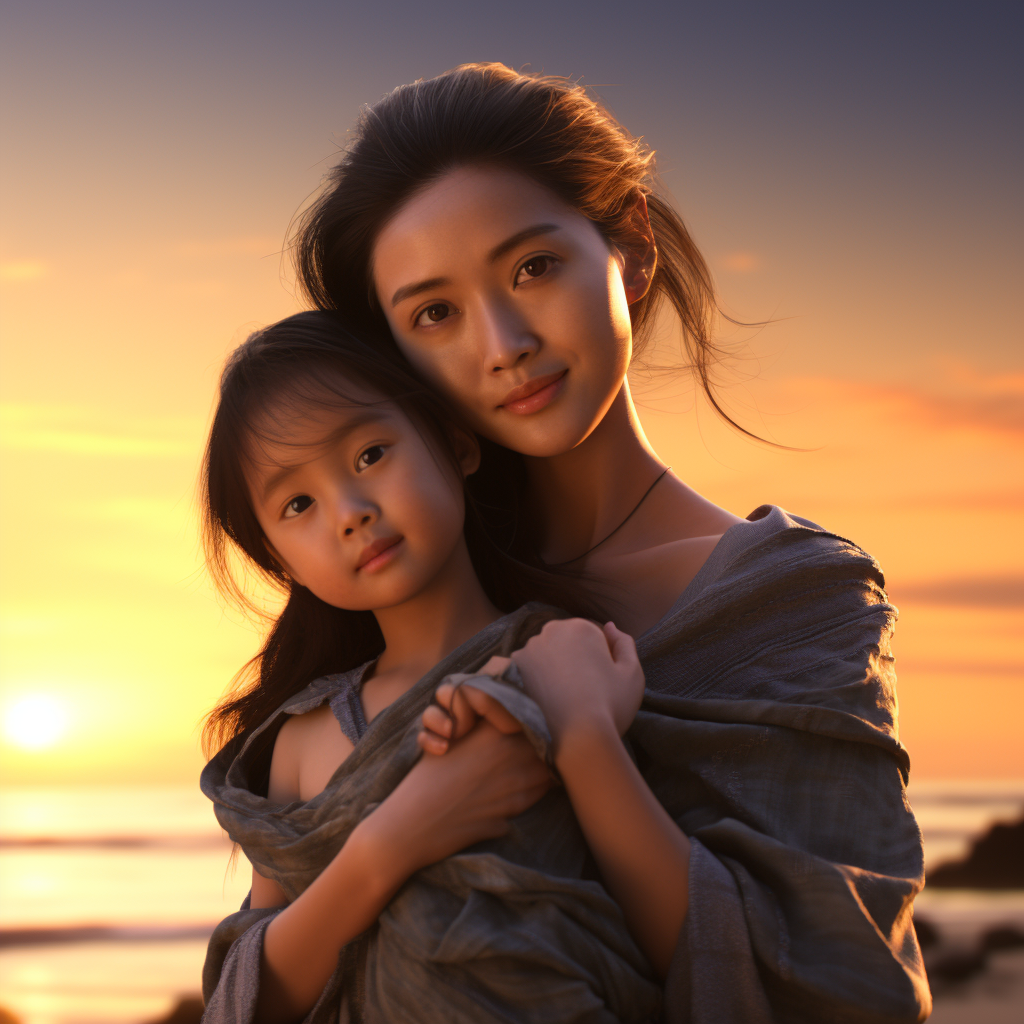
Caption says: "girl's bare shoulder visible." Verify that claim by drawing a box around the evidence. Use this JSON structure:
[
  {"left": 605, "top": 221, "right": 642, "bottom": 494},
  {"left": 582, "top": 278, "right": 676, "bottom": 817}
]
[{"left": 269, "top": 703, "right": 355, "bottom": 804}]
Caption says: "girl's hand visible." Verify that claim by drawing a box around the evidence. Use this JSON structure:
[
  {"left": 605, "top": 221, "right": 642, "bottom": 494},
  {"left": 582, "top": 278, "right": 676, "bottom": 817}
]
[
  {"left": 511, "top": 620, "right": 645, "bottom": 750},
  {"left": 418, "top": 655, "right": 523, "bottom": 755},
  {"left": 364, "top": 717, "right": 552, "bottom": 878}
]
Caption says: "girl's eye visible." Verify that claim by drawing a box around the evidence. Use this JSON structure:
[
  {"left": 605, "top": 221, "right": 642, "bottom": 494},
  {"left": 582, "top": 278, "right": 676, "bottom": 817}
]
[
  {"left": 357, "top": 444, "right": 386, "bottom": 470},
  {"left": 514, "top": 255, "right": 555, "bottom": 286},
  {"left": 415, "top": 302, "right": 457, "bottom": 327},
  {"left": 284, "top": 495, "right": 314, "bottom": 518}
]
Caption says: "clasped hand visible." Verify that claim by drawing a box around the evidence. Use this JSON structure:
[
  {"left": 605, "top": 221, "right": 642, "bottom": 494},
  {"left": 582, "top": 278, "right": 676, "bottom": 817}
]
[
  {"left": 364, "top": 619, "right": 644, "bottom": 882},
  {"left": 419, "top": 619, "right": 645, "bottom": 760}
]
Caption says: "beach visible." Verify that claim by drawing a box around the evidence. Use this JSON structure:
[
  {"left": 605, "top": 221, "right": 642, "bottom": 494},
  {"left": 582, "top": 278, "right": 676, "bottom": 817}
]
[{"left": 1, "top": 781, "right": 1021, "bottom": 1023}]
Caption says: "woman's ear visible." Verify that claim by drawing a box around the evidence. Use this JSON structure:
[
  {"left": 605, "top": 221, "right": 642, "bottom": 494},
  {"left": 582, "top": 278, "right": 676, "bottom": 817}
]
[
  {"left": 617, "top": 192, "right": 657, "bottom": 305},
  {"left": 449, "top": 425, "right": 481, "bottom": 477}
]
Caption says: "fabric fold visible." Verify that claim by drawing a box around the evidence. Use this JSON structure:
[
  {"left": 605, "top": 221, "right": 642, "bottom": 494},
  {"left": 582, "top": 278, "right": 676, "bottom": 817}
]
[
  {"left": 201, "top": 505, "right": 930, "bottom": 1023},
  {"left": 201, "top": 604, "right": 660, "bottom": 1023}
]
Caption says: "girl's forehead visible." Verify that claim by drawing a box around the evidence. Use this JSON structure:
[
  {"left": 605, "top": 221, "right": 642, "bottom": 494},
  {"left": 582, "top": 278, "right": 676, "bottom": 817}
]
[{"left": 245, "top": 390, "right": 403, "bottom": 467}]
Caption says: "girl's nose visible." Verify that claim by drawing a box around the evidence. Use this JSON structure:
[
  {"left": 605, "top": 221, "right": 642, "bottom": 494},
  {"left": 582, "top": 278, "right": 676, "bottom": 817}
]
[
  {"left": 479, "top": 299, "right": 540, "bottom": 374},
  {"left": 335, "top": 494, "right": 378, "bottom": 537},
  {"left": 343, "top": 513, "right": 373, "bottom": 537}
]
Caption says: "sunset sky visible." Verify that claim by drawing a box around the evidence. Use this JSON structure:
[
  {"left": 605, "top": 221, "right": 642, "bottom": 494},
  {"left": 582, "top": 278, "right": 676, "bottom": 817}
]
[{"left": 1, "top": 1, "right": 1021, "bottom": 785}]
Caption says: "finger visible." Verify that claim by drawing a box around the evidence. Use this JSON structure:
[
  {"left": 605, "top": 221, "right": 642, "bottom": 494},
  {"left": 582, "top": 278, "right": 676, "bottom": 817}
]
[
  {"left": 448, "top": 686, "right": 481, "bottom": 740},
  {"left": 417, "top": 729, "right": 449, "bottom": 756},
  {"left": 421, "top": 704, "right": 453, "bottom": 738},
  {"left": 603, "top": 621, "right": 639, "bottom": 665},
  {"left": 461, "top": 686, "right": 524, "bottom": 735},
  {"left": 478, "top": 655, "right": 512, "bottom": 677},
  {"left": 434, "top": 682, "right": 456, "bottom": 711}
]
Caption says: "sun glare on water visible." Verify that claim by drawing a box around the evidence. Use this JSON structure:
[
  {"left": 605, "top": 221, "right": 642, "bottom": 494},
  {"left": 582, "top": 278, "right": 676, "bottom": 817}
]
[{"left": 2, "top": 694, "right": 69, "bottom": 750}]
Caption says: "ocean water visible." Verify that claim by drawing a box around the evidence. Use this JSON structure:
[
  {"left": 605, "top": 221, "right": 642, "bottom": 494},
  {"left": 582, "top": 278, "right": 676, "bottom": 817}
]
[{"left": 1, "top": 781, "right": 1022, "bottom": 1024}]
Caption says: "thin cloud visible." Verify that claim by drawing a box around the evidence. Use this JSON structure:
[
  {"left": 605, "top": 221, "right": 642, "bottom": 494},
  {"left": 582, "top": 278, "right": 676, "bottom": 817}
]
[
  {"left": 780, "top": 374, "right": 1024, "bottom": 437},
  {"left": 720, "top": 251, "right": 760, "bottom": 273},
  {"left": 0, "top": 260, "right": 48, "bottom": 282},
  {"left": 0, "top": 404, "right": 200, "bottom": 458},
  {"left": 170, "top": 237, "right": 280, "bottom": 260},
  {"left": 891, "top": 575, "right": 1024, "bottom": 608}
]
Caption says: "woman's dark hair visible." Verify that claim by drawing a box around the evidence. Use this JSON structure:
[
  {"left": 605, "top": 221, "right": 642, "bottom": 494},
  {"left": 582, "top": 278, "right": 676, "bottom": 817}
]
[
  {"left": 201, "top": 310, "right": 601, "bottom": 756},
  {"left": 294, "top": 61, "right": 748, "bottom": 434}
]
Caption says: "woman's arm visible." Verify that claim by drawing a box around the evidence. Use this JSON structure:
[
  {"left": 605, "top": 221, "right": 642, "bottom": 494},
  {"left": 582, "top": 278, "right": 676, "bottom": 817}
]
[
  {"left": 421, "top": 621, "right": 690, "bottom": 977},
  {"left": 249, "top": 720, "right": 555, "bottom": 1024},
  {"left": 512, "top": 619, "right": 690, "bottom": 977},
  {"left": 551, "top": 710, "right": 690, "bottom": 977}
]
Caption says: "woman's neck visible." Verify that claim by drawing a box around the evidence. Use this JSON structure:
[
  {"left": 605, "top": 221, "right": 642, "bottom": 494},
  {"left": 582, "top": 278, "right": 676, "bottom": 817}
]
[
  {"left": 371, "top": 542, "right": 501, "bottom": 681},
  {"left": 526, "top": 380, "right": 665, "bottom": 564}
]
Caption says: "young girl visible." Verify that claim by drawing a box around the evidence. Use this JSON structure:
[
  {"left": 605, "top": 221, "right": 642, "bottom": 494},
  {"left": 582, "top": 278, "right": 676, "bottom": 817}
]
[
  {"left": 290, "top": 64, "right": 931, "bottom": 1022},
  {"left": 198, "top": 311, "right": 661, "bottom": 1024}
]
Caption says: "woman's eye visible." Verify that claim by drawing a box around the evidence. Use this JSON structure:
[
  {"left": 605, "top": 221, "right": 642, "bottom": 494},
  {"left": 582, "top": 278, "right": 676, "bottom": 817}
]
[
  {"left": 284, "top": 495, "right": 314, "bottom": 518},
  {"left": 357, "top": 445, "right": 386, "bottom": 470},
  {"left": 514, "top": 255, "right": 555, "bottom": 286},
  {"left": 415, "top": 302, "right": 457, "bottom": 327}
]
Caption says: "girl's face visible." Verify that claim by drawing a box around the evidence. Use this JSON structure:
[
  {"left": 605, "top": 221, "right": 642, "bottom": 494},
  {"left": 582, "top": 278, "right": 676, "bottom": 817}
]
[
  {"left": 372, "top": 166, "right": 638, "bottom": 458},
  {"left": 245, "top": 385, "right": 475, "bottom": 612}
]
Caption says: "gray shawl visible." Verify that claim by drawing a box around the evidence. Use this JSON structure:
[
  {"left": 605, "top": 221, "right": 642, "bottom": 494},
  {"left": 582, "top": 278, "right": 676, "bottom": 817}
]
[{"left": 201, "top": 506, "right": 930, "bottom": 1023}]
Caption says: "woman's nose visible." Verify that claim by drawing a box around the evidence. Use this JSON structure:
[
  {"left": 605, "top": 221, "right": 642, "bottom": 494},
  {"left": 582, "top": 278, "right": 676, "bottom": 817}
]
[{"left": 479, "top": 299, "right": 540, "bottom": 373}]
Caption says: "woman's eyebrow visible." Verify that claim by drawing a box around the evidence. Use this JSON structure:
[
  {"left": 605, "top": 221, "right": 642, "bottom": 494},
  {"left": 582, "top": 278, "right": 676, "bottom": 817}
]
[
  {"left": 390, "top": 276, "right": 449, "bottom": 308},
  {"left": 388, "top": 224, "right": 562, "bottom": 308},
  {"left": 487, "top": 223, "right": 560, "bottom": 263}
]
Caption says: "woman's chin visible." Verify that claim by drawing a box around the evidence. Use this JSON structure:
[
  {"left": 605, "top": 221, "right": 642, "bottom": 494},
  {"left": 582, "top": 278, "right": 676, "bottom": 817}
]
[{"left": 487, "top": 416, "right": 598, "bottom": 459}]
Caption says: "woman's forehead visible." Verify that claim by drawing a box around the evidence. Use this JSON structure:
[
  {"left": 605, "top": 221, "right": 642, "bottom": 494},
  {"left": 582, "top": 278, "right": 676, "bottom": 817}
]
[{"left": 372, "top": 165, "right": 587, "bottom": 280}]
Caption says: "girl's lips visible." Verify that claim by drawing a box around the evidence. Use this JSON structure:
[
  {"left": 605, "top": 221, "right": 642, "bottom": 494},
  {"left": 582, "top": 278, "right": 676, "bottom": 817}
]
[
  {"left": 499, "top": 370, "right": 567, "bottom": 415},
  {"left": 357, "top": 536, "right": 404, "bottom": 573}
]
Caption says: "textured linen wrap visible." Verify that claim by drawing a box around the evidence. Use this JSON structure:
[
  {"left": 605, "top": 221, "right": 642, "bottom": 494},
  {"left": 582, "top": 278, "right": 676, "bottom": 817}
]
[{"left": 200, "top": 506, "right": 930, "bottom": 1023}]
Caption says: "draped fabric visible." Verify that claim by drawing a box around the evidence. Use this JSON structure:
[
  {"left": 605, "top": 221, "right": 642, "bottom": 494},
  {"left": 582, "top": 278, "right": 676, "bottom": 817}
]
[{"left": 200, "top": 506, "right": 931, "bottom": 1023}]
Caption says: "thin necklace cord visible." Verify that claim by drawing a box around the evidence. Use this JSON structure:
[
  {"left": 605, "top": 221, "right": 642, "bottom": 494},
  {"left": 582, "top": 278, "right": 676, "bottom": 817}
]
[{"left": 550, "top": 467, "right": 671, "bottom": 567}]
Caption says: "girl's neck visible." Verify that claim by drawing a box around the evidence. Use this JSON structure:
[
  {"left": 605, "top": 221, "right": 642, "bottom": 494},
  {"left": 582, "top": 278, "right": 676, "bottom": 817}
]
[
  {"left": 371, "top": 541, "right": 501, "bottom": 681},
  {"left": 526, "top": 380, "right": 665, "bottom": 564}
]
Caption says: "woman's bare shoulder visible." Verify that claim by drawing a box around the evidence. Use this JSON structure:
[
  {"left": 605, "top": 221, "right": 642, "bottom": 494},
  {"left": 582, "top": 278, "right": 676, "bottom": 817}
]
[{"left": 591, "top": 478, "right": 745, "bottom": 634}]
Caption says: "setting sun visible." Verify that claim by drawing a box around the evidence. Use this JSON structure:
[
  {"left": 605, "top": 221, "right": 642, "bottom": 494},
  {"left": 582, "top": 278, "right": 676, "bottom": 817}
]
[{"left": 2, "top": 695, "right": 69, "bottom": 751}]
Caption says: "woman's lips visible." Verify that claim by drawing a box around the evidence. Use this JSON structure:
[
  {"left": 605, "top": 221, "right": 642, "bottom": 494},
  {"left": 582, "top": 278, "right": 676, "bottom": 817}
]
[
  {"left": 499, "top": 370, "right": 567, "bottom": 415},
  {"left": 356, "top": 535, "right": 404, "bottom": 573}
]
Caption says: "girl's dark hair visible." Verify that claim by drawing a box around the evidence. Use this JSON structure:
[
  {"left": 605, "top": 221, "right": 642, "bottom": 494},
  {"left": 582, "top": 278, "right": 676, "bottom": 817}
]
[
  {"left": 294, "top": 61, "right": 746, "bottom": 434},
  {"left": 201, "top": 310, "right": 601, "bottom": 756}
]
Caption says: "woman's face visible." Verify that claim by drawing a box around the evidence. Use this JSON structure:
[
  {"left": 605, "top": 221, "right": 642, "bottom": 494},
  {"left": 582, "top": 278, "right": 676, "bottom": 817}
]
[{"left": 372, "top": 166, "right": 636, "bottom": 458}]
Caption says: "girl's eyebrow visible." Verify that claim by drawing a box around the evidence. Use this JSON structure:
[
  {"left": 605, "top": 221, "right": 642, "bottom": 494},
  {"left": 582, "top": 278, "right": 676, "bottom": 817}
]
[
  {"left": 388, "top": 223, "right": 561, "bottom": 308},
  {"left": 257, "top": 409, "right": 390, "bottom": 502}
]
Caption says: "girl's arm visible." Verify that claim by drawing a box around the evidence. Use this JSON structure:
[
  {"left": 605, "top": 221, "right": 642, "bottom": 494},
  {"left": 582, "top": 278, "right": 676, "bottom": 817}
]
[{"left": 248, "top": 719, "right": 555, "bottom": 1024}]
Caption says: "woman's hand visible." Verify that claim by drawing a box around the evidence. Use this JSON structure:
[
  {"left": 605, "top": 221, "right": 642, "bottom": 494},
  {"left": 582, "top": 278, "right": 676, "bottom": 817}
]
[
  {"left": 364, "top": 716, "right": 553, "bottom": 879},
  {"left": 511, "top": 619, "right": 645, "bottom": 751}
]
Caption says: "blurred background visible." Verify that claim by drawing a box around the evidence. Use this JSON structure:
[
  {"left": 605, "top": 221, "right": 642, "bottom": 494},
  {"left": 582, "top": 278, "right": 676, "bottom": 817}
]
[{"left": 1, "top": 1, "right": 1021, "bottom": 1021}]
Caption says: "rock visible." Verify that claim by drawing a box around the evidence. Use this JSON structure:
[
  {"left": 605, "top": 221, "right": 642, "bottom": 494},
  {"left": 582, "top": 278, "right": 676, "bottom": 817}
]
[
  {"left": 980, "top": 925, "right": 1024, "bottom": 954},
  {"left": 928, "top": 948, "right": 988, "bottom": 983},
  {"left": 913, "top": 915, "right": 941, "bottom": 951},
  {"left": 927, "top": 816, "right": 1024, "bottom": 889},
  {"left": 143, "top": 995, "right": 204, "bottom": 1024}
]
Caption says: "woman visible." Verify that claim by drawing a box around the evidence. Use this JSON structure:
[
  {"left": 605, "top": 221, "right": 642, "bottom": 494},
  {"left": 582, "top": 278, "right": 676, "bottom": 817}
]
[{"left": 212, "top": 63, "right": 929, "bottom": 1022}]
